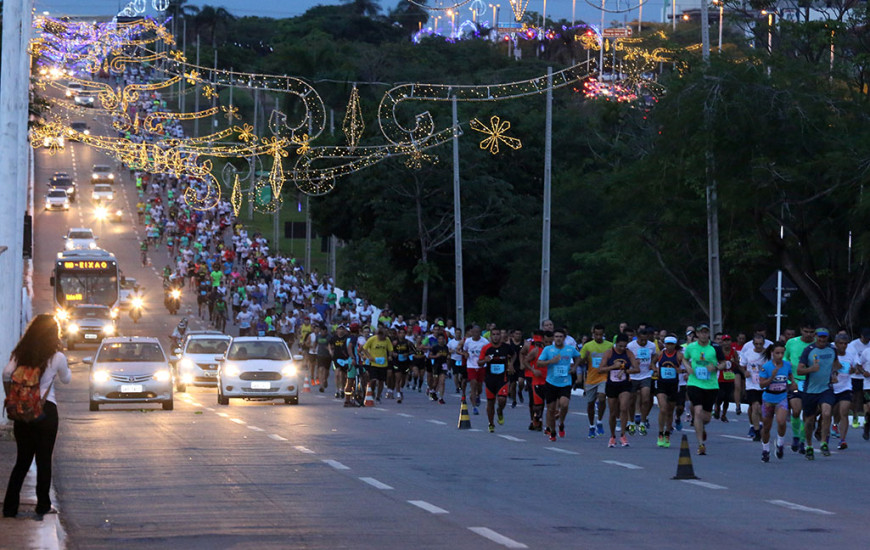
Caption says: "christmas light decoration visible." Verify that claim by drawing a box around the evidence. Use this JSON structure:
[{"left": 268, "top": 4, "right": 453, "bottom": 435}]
[
  {"left": 509, "top": 0, "right": 531, "bottom": 22},
  {"left": 342, "top": 85, "right": 365, "bottom": 150},
  {"left": 470, "top": 116, "right": 522, "bottom": 154}
]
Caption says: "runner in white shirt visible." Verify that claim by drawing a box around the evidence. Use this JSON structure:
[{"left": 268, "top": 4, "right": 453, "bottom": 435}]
[
  {"left": 739, "top": 334, "right": 767, "bottom": 441},
  {"left": 626, "top": 328, "right": 657, "bottom": 436},
  {"left": 846, "top": 328, "right": 870, "bottom": 429},
  {"left": 461, "top": 326, "right": 489, "bottom": 415},
  {"left": 447, "top": 328, "right": 464, "bottom": 394},
  {"left": 832, "top": 334, "right": 858, "bottom": 449}
]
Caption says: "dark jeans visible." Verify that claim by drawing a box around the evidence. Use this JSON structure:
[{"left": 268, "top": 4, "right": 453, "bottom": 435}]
[{"left": 3, "top": 401, "right": 59, "bottom": 516}]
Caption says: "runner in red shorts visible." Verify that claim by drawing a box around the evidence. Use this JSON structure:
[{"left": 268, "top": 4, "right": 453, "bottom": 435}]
[
  {"left": 479, "top": 329, "right": 515, "bottom": 432},
  {"left": 527, "top": 331, "right": 553, "bottom": 431}
]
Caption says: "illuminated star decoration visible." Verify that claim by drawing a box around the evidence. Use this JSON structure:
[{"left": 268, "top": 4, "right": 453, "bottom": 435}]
[
  {"left": 291, "top": 133, "right": 311, "bottom": 156},
  {"left": 169, "top": 50, "right": 186, "bottom": 62},
  {"left": 230, "top": 174, "right": 243, "bottom": 216},
  {"left": 470, "top": 116, "right": 522, "bottom": 155},
  {"left": 202, "top": 84, "right": 216, "bottom": 99},
  {"left": 222, "top": 104, "right": 239, "bottom": 121},
  {"left": 509, "top": 0, "right": 531, "bottom": 22},
  {"left": 234, "top": 123, "right": 256, "bottom": 142},
  {"left": 184, "top": 70, "right": 200, "bottom": 85},
  {"left": 342, "top": 85, "right": 364, "bottom": 150},
  {"left": 405, "top": 148, "right": 439, "bottom": 170}
]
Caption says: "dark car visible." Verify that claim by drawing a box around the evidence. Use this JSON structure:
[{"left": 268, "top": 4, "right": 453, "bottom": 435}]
[
  {"left": 48, "top": 173, "right": 77, "bottom": 203},
  {"left": 69, "top": 121, "right": 90, "bottom": 139}
]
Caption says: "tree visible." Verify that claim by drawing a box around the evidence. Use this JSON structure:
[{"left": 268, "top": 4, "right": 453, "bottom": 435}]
[
  {"left": 341, "top": 0, "right": 382, "bottom": 17},
  {"left": 194, "top": 5, "right": 236, "bottom": 48}
]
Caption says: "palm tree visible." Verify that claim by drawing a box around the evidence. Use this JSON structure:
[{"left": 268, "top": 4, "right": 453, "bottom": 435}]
[
  {"left": 194, "top": 6, "right": 236, "bottom": 48},
  {"left": 342, "top": 0, "right": 381, "bottom": 17},
  {"left": 166, "top": 0, "right": 200, "bottom": 42}
]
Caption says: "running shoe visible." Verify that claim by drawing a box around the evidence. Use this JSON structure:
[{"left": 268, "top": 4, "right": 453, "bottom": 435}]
[
  {"left": 497, "top": 412, "right": 505, "bottom": 425},
  {"left": 620, "top": 435, "right": 630, "bottom": 447},
  {"left": 549, "top": 433, "right": 557, "bottom": 442},
  {"left": 587, "top": 427, "right": 596, "bottom": 439},
  {"left": 439, "top": 398, "right": 445, "bottom": 404},
  {"left": 775, "top": 443, "right": 784, "bottom": 459},
  {"left": 529, "top": 422, "right": 537, "bottom": 431},
  {"left": 663, "top": 434, "right": 671, "bottom": 448},
  {"left": 544, "top": 427, "right": 551, "bottom": 436},
  {"left": 643, "top": 420, "right": 651, "bottom": 431},
  {"left": 397, "top": 392, "right": 403, "bottom": 404},
  {"left": 488, "top": 424, "right": 495, "bottom": 433},
  {"left": 838, "top": 441, "right": 848, "bottom": 450},
  {"left": 608, "top": 437, "right": 617, "bottom": 448},
  {"left": 791, "top": 437, "right": 800, "bottom": 452},
  {"left": 675, "top": 420, "right": 682, "bottom": 432},
  {"left": 319, "top": 387, "right": 325, "bottom": 393},
  {"left": 799, "top": 441, "right": 806, "bottom": 455},
  {"left": 657, "top": 436, "right": 665, "bottom": 447},
  {"left": 511, "top": 401, "right": 517, "bottom": 409},
  {"left": 821, "top": 443, "right": 831, "bottom": 457},
  {"left": 626, "top": 423, "right": 636, "bottom": 436},
  {"left": 472, "top": 406, "right": 479, "bottom": 415},
  {"left": 430, "top": 392, "right": 439, "bottom": 401},
  {"left": 831, "top": 425, "right": 840, "bottom": 438},
  {"left": 748, "top": 426, "right": 756, "bottom": 439},
  {"left": 558, "top": 424, "right": 565, "bottom": 438},
  {"left": 762, "top": 450, "right": 770, "bottom": 463},
  {"left": 638, "top": 423, "right": 648, "bottom": 436},
  {"left": 852, "top": 416, "right": 861, "bottom": 429},
  {"left": 697, "top": 444, "right": 706, "bottom": 455},
  {"left": 720, "top": 415, "right": 729, "bottom": 423},
  {"left": 596, "top": 422, "right": 605, "bottom": 436},
  {"left": 805, "top": 447, "right": 814, "bottom": 461},
  {"left": 735, "top": 406, "right": 742, "bottom": 416}
]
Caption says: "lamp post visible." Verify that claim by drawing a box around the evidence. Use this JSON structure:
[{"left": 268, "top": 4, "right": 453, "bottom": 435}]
[
  {"left": 761, "top": 9, "right": 774, "bottom": 53},
  {"left": 713, "top": 0, "right": 723, "bottom": 52},
  {"left": 489, "top": 3, "right": 499, "bottom": 28}
]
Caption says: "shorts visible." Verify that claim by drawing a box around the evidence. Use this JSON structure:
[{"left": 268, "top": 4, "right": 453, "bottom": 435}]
[
  {"left": 316, "top": 355, "right": 332, "bottom": 371},
  {"left": 631, "top": 378, "right": 652, "bottom": 392},
  {"left": 655, "top": 379, "right": 679, "bottom": 403},
  {"left": 745, "top": 389, "right": 763, "bottom": 405},
  {"left": 485, "top": 379, "right": 510, "bottom": 400},
  {"left": 716, "top": 381, "right": 735, "bottom": 402},
  {"left": 606, "top": 381, "right": 632, "bottom": 399},
  {"left": 584, "top": 381, "right": 607, "bottom": 405},
  {"left": 393, "top": 361, "right": 411, "bottom": 374},
  {"left": 467, "top": 367, "right": 486, "bottom": 384},
  {"left": 532, "top": 383, "right": 546, "bottom": 406},
  {"left": 543, "top": 382, "right": 571, "bottom": 403},
  {"left": 852, "top": 379, "right": 864, "bottom": 394},
  {"left": 834, "top": 390, "right": 852, "bottom": 404},
  {"left": 369, "top": 366, "right": 387, "bottom": 382},
  {"left": 687, "top": 386, "right": 717, "bottom": 413},
  {"left": 450, "top": 359, "right": 466, "bottom": 378},
  {"left": 430, "top": 362, "right": 447, "bottom": 376},
  {"left": 762, "top": 399, "right": 788, "bottom": 418},
  {"left": 801, "top": 390, "right": 835, "bottom": 417}
]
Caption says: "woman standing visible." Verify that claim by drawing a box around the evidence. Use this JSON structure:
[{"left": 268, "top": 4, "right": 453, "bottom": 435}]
[{"left": 3, "top": 314, "right": 71, "bottom": 517}]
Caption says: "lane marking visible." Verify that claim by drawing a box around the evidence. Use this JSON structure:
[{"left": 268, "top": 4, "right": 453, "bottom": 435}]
[
  {"left": 204, "top": 407, "right": 215, "bottom": 412},
  {"left": 766, "top": 500, "right": 834, "bottom": 516},
  {"left": 468, "top": 527, "right": 528, "bottom": 549},
  {"left": 468, "top": 428, "right": 482, "bottom": 432},
  {"left": 426, "top": 419, "right": 447, "bottom": 426},
  {"left": 396, "top": 413, "right": 414, "bottom": 418},
  {"left": 680, "top": 479, "right": 727, "bottom": 490},
  {"left": 407, "top": 500, "right": 449, "bottom": 515},
  {"left": 497, "top": 435, "right": 525, "bottom": 442},
  {"left": 268, "top": 434, "right": 287, "bottom": 441},
  {"left": 189, "top": 402, "right": 203, "bottom": 407},
  {"left": 374, "top": 407, "right": 388, "bottom": 411},
  {"left": 247, "top": 425, "right": 264, "bottom": 432},
  {"left": 602, "top": 460, "right": 643, "bottom": 470},
  {"left": 294, "top": 446, "right": 315, "bottom": 454},
  {"left": 721, "top": 435, "right": 752, "bottom": 442},
  {"left": 546, "top": 447, "right": 578, "bottom": 455},
  {"left": 359, "top": 477, "right": 393, "bottom": 490},
  {"left": 570, "top": 411, "right": 589, "bottom": 416},
  {"left": 229, "top": 418, "right": 246, "bottom": 425},
  {"left": 322, "top": 459, "right": 350, "bottom": 470},
  {"left": 216, "top": 412, "right": 229, "bottom": 417}
]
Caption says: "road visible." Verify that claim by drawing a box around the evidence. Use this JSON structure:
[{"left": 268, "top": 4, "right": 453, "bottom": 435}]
[{"left": 23, "top": 106, "right": 870, "bottom": 550}]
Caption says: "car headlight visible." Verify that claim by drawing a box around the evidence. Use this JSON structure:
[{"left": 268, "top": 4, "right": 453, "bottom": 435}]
[
  {"left": 64, "top": 201, "right": 70, "bottom": 209},
  {"left": 91, "top": 173, "right": 98, "bottom": 179},
  {"left": 67, "top": 323, "right": 79, "bottom": 333},
  {"left": 179, "top": 358, "right": 194, "bottom": 371},
  {"left": 55, "top": 309, "right": 69, "bottom": 321},
  {"left": 281, "top": 364, "right": 297, "bottom": 377},
  {"left": 102, "top": 324, "right": 114, "bottom": 335},
  {"left": 153, "top": 369, "right": 171, "bottom": 382},
  {"left": 45, "top": 200, "right": 51, "bottom": 208},
  {"left": 65, "top": 241, "right": 74, "bottom": 250},
  {"left": 115, "top": 209, "right": 122, "bottom": 217},
  {"left": 89, "top": 242, "right": 97, "bottom": 249},
  {"left": 110, "top": 308, "right": 119, "bottom": 319},
  {"left": 222, "top": 364, "right": 240, "bottom": 377},
  {"left": 83, "top": 129, "right": 90, "bottom": 136},
  {"left": 108, "top": 173, "right": 114, "bottom": 179},
  {"left": 181, "top": 373, "right": 194, "bottom": 384},
  {"left": 92, "top": 370, "right": 110, "bottom": 383}
]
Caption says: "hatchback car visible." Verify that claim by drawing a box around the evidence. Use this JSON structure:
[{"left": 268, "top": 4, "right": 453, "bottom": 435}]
[
  {"left": 65, "top": 304, "right": 116, "bottom": 350},
  {"left": 92, "top": 184, "right": 114, "bottom": 202},
  {"left": 44, "top": 188, "right": 70, "bottom": 210},
  {"left": 85, "top": 337, "right": 173, "bottom": 411},
  {"left": 64, "top": 227, "right": 98, "bottom": 250},
  {"left": 74, "top": 93, "right": 95, "bottom": 107},
  {"left": 216, "top": 337, "right": 301, "bottom": 405},
  {"left": 174, "top": 332, "right": 231, "bottom": 391},
  {"left": 91, "top": 164, "right": 114, "bottom": 183}
]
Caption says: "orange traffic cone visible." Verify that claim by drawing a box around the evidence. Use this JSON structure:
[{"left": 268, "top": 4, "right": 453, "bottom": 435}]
[
  {"left": 303, "top": 376, "right": 311, "bottom": 393},
  {"left": 672, "top": 434, "right": 699, "bottom": 480},
  {"left": 364, "top": 385, "right": 375, "bottom": 407},
  {"left": 458, "top": 395, "right": 472, "bottom": 429}
]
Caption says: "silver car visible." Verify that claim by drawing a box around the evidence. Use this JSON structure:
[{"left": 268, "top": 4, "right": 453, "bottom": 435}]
[
  {"left": 174, "top": 333, "right": 231, "bottom": 391},
  {"left": 44, "top": 188, "right": 70, "bottom": 210},
  {"left": 86, "top": 337, "right": 174, "bottom": 411},
  {"left": 91, "top": 184, "right": 114, "bottom": 202},
  {"left": 217, "top": 337, "right": 301, "bottom": 405},
  {"left": 65, "top": 304, "right": 116, "bottom": 350}
]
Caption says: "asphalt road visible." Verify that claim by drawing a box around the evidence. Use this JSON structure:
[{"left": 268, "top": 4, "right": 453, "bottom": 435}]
[{"left": 27, "top": 105, "right": 870, "bottom": 550}]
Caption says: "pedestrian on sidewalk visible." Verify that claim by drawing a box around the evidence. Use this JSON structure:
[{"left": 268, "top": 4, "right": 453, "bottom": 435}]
[{"left": 3, "top": 314, "right": 71, "bottom": 517}]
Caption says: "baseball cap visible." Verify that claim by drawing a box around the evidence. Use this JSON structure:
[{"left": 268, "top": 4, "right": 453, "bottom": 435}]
[
  {"left": 349, "top": 322, "right": 360, "bottom": 331},
  {"left": 697, "top": 324, "right": 710, "bottom": 332},
  {"left": 721, "top": 334, "right": 732, "bottom": 341},
  {"left": 437, "top": 320, "right": 445, "bottom": 327},
  {"left": 815, "top": 327, "right": 830, "bottom": 337},
  {"left": 664, "top": 336, "right": 678, "bottom": 345}
]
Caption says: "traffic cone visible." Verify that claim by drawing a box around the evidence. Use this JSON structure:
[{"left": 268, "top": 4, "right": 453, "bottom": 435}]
[
  {"left": 672, "top": 434, "right": 699, "bottom": 480},
  {"left": 458, "top": 395, "right": 472, "bottom": 429},
  {"left": 303, "top": 376, "right": 311, "bottom": 393},
  {"left": 363, "top": 386, "right": 375, "bottom": 407}
]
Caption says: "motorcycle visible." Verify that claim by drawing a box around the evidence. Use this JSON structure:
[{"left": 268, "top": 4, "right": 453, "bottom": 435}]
[
  {"left": 164, "top": 287, "right": 181, "bottom": 315},
  {"left": 170, "top": 319, "right": 188, "bottom": 349},
  {"left": 130, "top": 296, "right": 143, "bottom": 324}
]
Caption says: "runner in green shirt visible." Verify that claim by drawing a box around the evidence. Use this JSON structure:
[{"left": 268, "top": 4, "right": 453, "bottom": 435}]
[
  {"left": 784, "top": 321, "right": 816, "bottom": 453},
  {"left": 681, "top": 324, "right": 724, "bottom": 455}
]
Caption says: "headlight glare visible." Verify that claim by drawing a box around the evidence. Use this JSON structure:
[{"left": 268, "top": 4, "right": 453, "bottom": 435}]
[
  {"left": 92, "top": 370, "right": 109, "bottom": 383},
  {"left": 153, "top": 369, "right": 171, "bottom": 382}
]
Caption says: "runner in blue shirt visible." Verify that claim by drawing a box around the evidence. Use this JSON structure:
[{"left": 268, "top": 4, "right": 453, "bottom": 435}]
[
  {"left": 797, "top": 328, "right": 840, "bottom": 460},
  {"left": 758, "top": 341, "right": 794, "bottom": 462},
  {"left": 537, "top": 328, "right": 581, "bottom": 442}
]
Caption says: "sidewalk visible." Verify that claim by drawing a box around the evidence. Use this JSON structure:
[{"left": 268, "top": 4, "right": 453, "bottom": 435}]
[{"left": 0, "top": 424, "right": 64, "bottom": 550}]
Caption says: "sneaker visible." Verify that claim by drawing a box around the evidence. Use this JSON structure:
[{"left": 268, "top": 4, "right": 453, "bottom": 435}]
[
  {"left": 697, "top": 444, "right": 706, "bottom": 455},
  {"left": 638, "top": 423, "right": 648, "bottom": 436},
  {"left": 735, "top": 407, "right": 742, "bottom": 416},
  {"left": 643, "top": 420, "right": 651, "bottom": 431},
  {"left": 511, "top": 401, "right": 517, "bottom": 409},
  {"left": 657, "top": 436, "right": 665, "bottom": 447},
  {"left": 626, "top": 423, "right": 636, "bottom": 436},
  {"left": 838, "top": 441, "right": 848, "bottom": 450},
  {"left": 831, "top": 425, "right": 840, "bottom": 438},
  {"left": 663, "top": 434, "right": 671, "bottom": 448},
  {"left": 775, "top": 443, "right": 784, "bottom": 459},
  {"left": 805, "top": 447, "right": 814, "bottom": 461},
  {"left": 620, "top": 435, "right": 630, "bottom": 447},
  {"left": 472, "top": 406, "right": 479, "bottom": 415},
  {"left": 549, "top": 433, "right": 557, "bottom": 442},
  {"left": 587, "top": 427, "right": 596, "bottom": 439},
  {"left": 821, "top": 443, "right": 831, "bottom": 457},
  {"left": 397, "top": 392, "right": 403, "bottom": 404},
  {"left": 544, "top": 427, "right": 551, "bottom": 436},
  {"left": 762, "top": 450, "right": 770, "bottom": 463},
  {"left": 529, "top": 422, "right": 537, "bottom": 431},
  {"left": 319, "top": 387, "right": 325, "bottom": 393},
  {"left": 675, "top": 420, "right": 683, "bottom": 432},
  {"left": 852, "top": 417, "right": 861, "bottom": 429},
  {"left": 608, "top": 437, "right": 617, "bottom": 448},
  {"left": 799, "top": 441, "right": 806, "bottom": 455},
  {"left": 438, "top": 398, "right": 445, "bottom": 405},
  {"left": 488, "top": 424, "right": 495, "bottom": 433},
  {"left": 721, "top": 415, "right": 729, "bottom": 423},
  {"left": 748, "top": 427, "right": 757, "bottom": 439},
  {"left": 558, "top": 424, "right": 565, "bottom": 438},
  {"left": 497, "top": 412, "right": 505, "bottom": 425},
  {"left": 596, "top": 422, "right": 605, "bottom": 436},
  {"left": 791, "top": 437, "right": 800, "bottom": 452}
]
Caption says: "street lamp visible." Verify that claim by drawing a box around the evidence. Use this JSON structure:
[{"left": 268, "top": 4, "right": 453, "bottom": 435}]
[
  {"left": 447, "top": 9, "right": 455, "bottom": 38},
  {"left": 761, "top": 9, "right": 774, "bottom": 53},
  {"left": 713, "top": 0, "right": 723, "bottom": 52}
]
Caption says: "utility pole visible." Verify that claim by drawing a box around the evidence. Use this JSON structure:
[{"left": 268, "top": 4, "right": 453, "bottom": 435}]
[
  {"left": 194, "top": 34, "right": 201, "bottom": 137},
  {"left": 273, "top": 96, "right": 280, "bottom": 253},
  {"left": 304, "top": 196, "right": 312, "bottom": 275},
  {"left": 540, "top": 67, "right": 552, "bottom": 326},
  {"left": 452, "top": 98, "right": 465, "bottom": 333},
  {"left": 700, "top": 0, "right": 711, "bottom": 60}
]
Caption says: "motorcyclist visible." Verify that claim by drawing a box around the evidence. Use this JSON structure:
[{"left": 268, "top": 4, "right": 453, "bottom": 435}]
[{"left": 171, "top": 317, "right": 188, "bottom": 348}]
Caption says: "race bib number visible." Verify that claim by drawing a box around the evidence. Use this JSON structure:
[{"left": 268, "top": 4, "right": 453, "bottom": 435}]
[
  {"left": 336, "top": 358, "right": 350, "bottom": 367},
  {"left": 490, "top": 364, "right": 505, "bottom": 375},
  {"left": 723, "top": 371, "right": 735, "bottom": 381},
  {"left": 694, "top": 366, "right": 709, "bottom": 381},
  {"left": 840, "top": 361, "right": 851, "bottom": 375},
  {"left": 592, "top": 357, "right": 602, "bottom": 369},
  {"left": 374, "top": 357, "right": 386, "bottom": 366},
  {"left": 769, "top": 374, "right": 788, "bottom": 393},
  {"left": 660, "top": 366, "right": 677, "bottom": 380},
  {"left": 610, "top": 369, "right": 626, "bottom": 382},
  {"left": 637, "top": 348, "right": 651, "bottom": 364},
  {"left": 554, "top": 364, "right": 569, "bottom": 378},
  {"left": 398, "top": 354, "right": 407, "bottom": 362}
]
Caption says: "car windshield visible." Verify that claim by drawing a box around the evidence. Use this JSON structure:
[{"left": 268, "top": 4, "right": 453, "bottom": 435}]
[
  {"left": 72, "top": 306, "right": 111, "bottom": 319},
  {"left": 52, "top": 178, "right": 72, "bottom": 186},
  {"left": 94, "top": 185, "right": 112, "bottom": 192},
  {"left": 97, "top": 342, "right": 165, "bottom": 363},
  {"left": 68, "top": 230, "right": 93, "bottom": 239},
  {"left": 71, "top": 123, "right": 87, "bottom": 130},
  {"left": 227, "top": 341, "right": 289, "bottom": 361},
  {"left": 120, "top": 279, "right": 137, "bottom": 289},
  {"left": 93, "top": 166, "right": 110, "bottom": 173},
  {"left": 186, "top": 339, "right": 230, "bottom": 354},
  {"left": 48, "top": 190, "right": 67, "bottom": 198}
]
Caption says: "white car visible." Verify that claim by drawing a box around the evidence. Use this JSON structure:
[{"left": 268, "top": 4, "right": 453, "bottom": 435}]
[
  {"left": 65, "top": 82, "right": 83, "bottom": 98},
  {"left": 91, "top": 164, "right": 114, "bottom": 183},
  {"left": 86, "top": 337, "right": 173, "bottom": 411},
  {"left": 174, "top": 332, "right": 232, "bottom": 391},
  {"left": 118, "top": 277, "right": 139, "bottom": 309},
  {"left": 216, "top": 337, "right": 301, "bottom": 405},
  {"left": 44, "top": 188, "right": 70, "bottom": 210},
  {"left": 74, "top": 93, "right": 95, "bottom": 107},
  {"left": 92, "top": 184, "right": 114, "bottom": 202},
  {"left": 64, "top": 227, "right": 98, "bottom": 250}
]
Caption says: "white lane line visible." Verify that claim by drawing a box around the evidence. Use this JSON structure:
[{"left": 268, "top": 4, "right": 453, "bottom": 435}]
[
  {"left": 602, "top": 460, "right": 643, "bottom": 470},
  {"left": 407, "top": 500, "right": 449, "bottom": 515},
  {"left": 767, "top": 500, "right": 834, "bottom": 516},
  {"left": 397, "top": 413, "right": 414, "bottom": 418},
  {"left": 374, "top": 407, "right": 388, "bottom": 411},
  {"left": 497, "top": 435, "right": 525, "bottom": 442},
  {"left": 216, "top": 412, "right": 229, "bottom": 418},
  {"left": 294, "top": 446, "right": 315, "bottom": 454},
  {"left": 316, "top": 395, "right": 326, "bottom": 399},
  {"left": 229, "top": 418, "right": 246, "bottom": 425},
  {"left": 426, "top": 419, "right": 447, "bottom": 425},
  {"left": 268, "top": 434, "right": 287, "bottom": 441},
  {"left": 204, "top": 407, "right": 215, "bottom": 412},
  {"left": 189, "top": 402, "right": 203, "bottom": 408},
  {"left": 247, "top": 425, "right": 264, "bottom": 432},
  {"left": 721, "top": 435, "right": 752, "bottom": 442},
  {"left": 359, "top": 477, "right": 393, "bottom": 490},
  {"left": 468, "top": 527, "right": 528, "bottom": 549},
  {"left": 570, "top": 411, "right": 589, "bottom": 416},
  {"left": 546, "top": 447, "right": 578, "bottom": 455},
  {"left": 468, "top": 428, "right": 482, "bottom": 432},
  {"left": 322, "top": 459, "right": 350, "bottom": 471},
  {"left": 680, "top": 479, "right": 727, "bottom": 490}
]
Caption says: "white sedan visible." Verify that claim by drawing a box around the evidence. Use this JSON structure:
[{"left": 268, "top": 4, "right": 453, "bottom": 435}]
[{"left": 216, "top": 337, "right": 301, "bottom": 405}]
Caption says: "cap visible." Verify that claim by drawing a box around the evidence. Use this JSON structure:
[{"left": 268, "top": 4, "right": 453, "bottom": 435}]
[
  {"left": 697, "top": 324, "right": 710, "bottom": 332},
  {"left": 532, "top": 334, "right": 543, "bottom": 343},
  {"left": 834, "top": 333, "right": 850, "bottom": 342},
  {"left": 664, "top": 336, "right": 678, "bottom": 345},
  {"left": 721, "top": 334, "right": 732, "bottom": 341},
  {"left": 349, "top": 322, "right": 360, "bottom": 331},
  {"left": 815, "top": 327, "right": 830, "bottom": 337},
  {"left": 437, "top": 320, "right": 445, "bottom": 327}
]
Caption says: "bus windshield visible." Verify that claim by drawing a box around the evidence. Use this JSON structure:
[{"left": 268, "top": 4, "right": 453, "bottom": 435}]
[{"left": 56, "top": 269, "right": 118, "bottom": 308}]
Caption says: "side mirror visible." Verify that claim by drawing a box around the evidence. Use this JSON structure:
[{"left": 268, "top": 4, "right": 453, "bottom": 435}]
[
  {"left": 49, "top": 276, "right": 55, "bottom": 286},
  {"left": 173, "top": 348, "right": 182, "bottom": 355},
  {"left": 214, "top": 354, "right": 225, "bottom": 362},
  {"left": 62, "top": 235, "right": 67, "bottom": 239},
  {"left": 293, "top": 354, "right": 304, "bottom": 362},
  {"left": 82, "top": 356, "right": 93, "bottom": 365}
]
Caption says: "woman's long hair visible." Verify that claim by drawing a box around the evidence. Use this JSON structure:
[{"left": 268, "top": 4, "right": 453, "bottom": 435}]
[{"left": 10, "top": 314, "right": 61, "bottom": 372}]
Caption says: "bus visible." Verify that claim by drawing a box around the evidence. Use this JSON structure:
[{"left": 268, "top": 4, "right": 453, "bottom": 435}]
[{"left": 52, "top": 249, "right": 121, "bottom": 319}]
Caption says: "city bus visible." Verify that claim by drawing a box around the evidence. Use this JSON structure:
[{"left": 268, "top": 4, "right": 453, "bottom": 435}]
[{"left": 52, "top": 249, "right": 121, "bottom": 320}]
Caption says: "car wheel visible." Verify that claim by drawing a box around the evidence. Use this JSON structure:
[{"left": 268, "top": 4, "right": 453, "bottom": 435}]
[
  {"left": 218, "top": 391, "right": 229, "bottom": 405},
  {"left": 285, "top": 396, "right": 299, "bottom": 405},
  {"left": 162, "top": 399, "right": 174, "bottom": 411},
  {"left": 89, "top": 400, "right": 99, "bottom": 411}
]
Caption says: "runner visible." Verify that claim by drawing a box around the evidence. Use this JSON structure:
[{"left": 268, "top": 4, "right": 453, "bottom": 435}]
[
  {"left": 479, "top": 330, "right": 515, "bottom": 433},
  {"left": 833, "top": 333, "right": 857, "bottom": 449},
  {"left": 676, "top": 327, "right": 696, "bottom": 432},
  {"left": 427, "top": 333, "right": 450, "bottom": 404},
  {"left": 314, "top": 324, "right": 331, "bottom": 393},
  {"left": 784, "top": 321, "right": 815, "bottom": 453},
  {"left": 681, "top": 324, "right": 725, "bottom": 455},
  {"left": 507, "top": 329, "right": 525, "bottom": 408},
  {"left": 758, "top": 341, "right": 794, "bottom": 462},
  {"left": 536, "top": 328, "right": 581, "bottom": 442},
  {"left": 447, "top": 327, "right": 465, "bottom": 395},
  {"left": 797, "top": 328, "right": 838, "bottom": 460},
  {"left": 461, "top": 325, "right": 489, "bottom": 415},
  {"left": 523, "top": 331, "right": 546, "bottom": 431},
  {"left": 600, "top": 334, "right": 639, "bottom": 447},
  {"left": 846, "top": 328, "right": 870, "bottom": 430},
  {"left": 713, "top": 335, "right": 738, "bottom": 423},
  {"left": 653, "top": 335, "right": 683, "bottom": 448},
  {"left": 739, "top": 333, "right": 767, "bottom": 441},
  {"left": 580, "top": 324, "right": 612, "bottom": 439},
  {"left": 329, "top": 325, "right": 351, "bottom": 401},
  {"left": 626, "top": 328, "right": 657, "bottom": 436},
  {"left": 362, "top": 328, "right": 394, "bottom": 403},
  {"left": 392, "top": 328, "right": 413, "bottom": 404}
]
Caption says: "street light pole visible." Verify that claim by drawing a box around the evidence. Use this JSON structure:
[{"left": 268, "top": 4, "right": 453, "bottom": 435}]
[
  {"left": 539, "top": 67, "right": 553, "bottom": 326},
  {"left": 717, "top": 1, "right": 724, "bottom": 52},
  {"left": 451, "top": 98, "right": 465, "bottom": 334}
]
